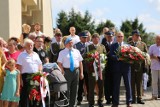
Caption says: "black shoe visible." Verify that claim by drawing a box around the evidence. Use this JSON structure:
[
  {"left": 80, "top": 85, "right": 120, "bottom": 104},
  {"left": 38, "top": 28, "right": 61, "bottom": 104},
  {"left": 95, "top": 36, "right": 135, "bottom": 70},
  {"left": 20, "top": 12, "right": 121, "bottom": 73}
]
[
  {"left": 98, "top": 102, "right": 103, "bottom": 107},
  {"left": 106, "top": 99, "right": 112, "bottom": 104},
  {"left": 158, "top": 95, "right": 160, "bottom": 98},
  {"left": 131, "top": 101, "right": 136, "bottom": 104},
  {"left": 77, "top": 101, "right": 81, "bottom": 105},
  {"left": 89, "top": 104, "right": 94, "bottom": 107},
  {"left": 111, "top": 104, "right": 118, "bottom": 107},
  {"left": 106, "top": 101, "right": 111, "bottom": 104},
  {"left": 137, "top": 100, "right": 145, "bottom": 104}
]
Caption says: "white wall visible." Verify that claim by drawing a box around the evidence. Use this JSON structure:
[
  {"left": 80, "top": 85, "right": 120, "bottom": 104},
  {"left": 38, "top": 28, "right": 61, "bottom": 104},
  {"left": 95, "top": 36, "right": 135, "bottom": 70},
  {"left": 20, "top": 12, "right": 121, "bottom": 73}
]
[{"left": 0, "top": 0, "right": 22, "bottom": 40}]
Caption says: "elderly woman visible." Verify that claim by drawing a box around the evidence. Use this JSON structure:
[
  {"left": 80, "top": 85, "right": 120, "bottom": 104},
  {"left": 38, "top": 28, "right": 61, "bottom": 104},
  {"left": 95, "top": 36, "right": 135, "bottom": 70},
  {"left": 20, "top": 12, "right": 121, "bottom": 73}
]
[
  {"left": 20, "top": 24, "right": 31, "bottom": 44},
  {"left": 5, "top": 37, "right": 21, "bottom": 61}
]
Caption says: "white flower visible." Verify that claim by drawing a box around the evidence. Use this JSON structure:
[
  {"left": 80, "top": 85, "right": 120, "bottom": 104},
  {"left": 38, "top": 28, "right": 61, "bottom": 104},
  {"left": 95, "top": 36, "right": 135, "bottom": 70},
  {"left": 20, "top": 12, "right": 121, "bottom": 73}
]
[
  {"left": 100, "top": 54, "right": 107, "bottom": 64},
  {"left": 30, "top": 80, "right": 34, "bottom": 85},
  {"left": 34, "top": 80, "right": 40, "bottom": 86}
]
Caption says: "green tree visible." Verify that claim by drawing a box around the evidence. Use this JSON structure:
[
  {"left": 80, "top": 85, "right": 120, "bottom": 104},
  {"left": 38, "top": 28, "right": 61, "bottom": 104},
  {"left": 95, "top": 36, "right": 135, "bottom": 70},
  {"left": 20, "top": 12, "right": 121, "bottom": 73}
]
[
  {"left": 96, "top": 20, "right": 115, "bottom": 34},
  {"left": 120, "top": 18, "right": 154, "bottom": 45},
  {"left": 56, "top": 10, "right": 69, "bottom": 36},
  {"left": 56, "top": 8, "right": 95, "bottom": 36},
  {"left": 120, "top": 18, "right": 146, "bottom": 40},
  {"left": 142, "top": 32, "right": 155, "bottom": 46}
]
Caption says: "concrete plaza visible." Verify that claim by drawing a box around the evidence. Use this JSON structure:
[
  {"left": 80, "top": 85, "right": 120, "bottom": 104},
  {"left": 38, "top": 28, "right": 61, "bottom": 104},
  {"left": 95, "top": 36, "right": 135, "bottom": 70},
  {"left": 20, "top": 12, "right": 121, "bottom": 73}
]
[{"left": 79, "top": 87, "right": 160, "bottom": 107}]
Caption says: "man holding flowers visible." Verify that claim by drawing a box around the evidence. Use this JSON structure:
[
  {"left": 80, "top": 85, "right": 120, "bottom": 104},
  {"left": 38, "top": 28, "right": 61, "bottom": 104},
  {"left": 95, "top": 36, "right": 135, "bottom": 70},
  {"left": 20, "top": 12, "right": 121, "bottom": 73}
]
[
  {"left": 86, "top": 33, "right": 106, "bottom": 107},
  {"left": 110, "top": 31, "right": 132, "bottom": 107},
  {"left": 128, "top": 29, "right": 148, "bottom": 104}
]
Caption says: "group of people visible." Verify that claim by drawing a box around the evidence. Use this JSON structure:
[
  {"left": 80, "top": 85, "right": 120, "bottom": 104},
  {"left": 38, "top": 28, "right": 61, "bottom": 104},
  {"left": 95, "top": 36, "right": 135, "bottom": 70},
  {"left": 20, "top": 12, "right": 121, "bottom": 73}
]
[{"left": 0, "top": 22, "right": 159, "bottom": 107}]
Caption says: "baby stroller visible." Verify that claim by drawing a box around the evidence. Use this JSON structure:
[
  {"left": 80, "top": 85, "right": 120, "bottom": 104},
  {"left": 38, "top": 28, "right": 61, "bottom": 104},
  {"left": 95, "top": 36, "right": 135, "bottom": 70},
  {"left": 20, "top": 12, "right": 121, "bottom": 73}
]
[{"left": 43, "top": 63, "right": 69, "bottom": 107}]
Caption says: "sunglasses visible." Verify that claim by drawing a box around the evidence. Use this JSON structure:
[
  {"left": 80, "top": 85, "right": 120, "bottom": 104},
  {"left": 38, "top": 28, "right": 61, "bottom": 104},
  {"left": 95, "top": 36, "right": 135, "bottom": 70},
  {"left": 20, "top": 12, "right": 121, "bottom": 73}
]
[{"left": 117, "top": 36, "right": 123, "bottom": 38}]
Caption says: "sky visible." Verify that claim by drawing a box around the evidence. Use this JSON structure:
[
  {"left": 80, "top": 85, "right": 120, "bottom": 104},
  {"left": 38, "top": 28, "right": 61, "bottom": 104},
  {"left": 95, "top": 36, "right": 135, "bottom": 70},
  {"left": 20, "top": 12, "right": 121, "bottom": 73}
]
[{"left": 51, "top": 0, "right": 160, "bottom": 34}]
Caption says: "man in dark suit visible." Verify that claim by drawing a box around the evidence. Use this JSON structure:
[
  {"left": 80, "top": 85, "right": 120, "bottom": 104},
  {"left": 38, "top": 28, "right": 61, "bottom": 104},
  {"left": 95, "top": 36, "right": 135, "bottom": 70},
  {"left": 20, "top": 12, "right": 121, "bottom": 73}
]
[
  {"left": 49, "top": 32, "right": 64, "bottom": 63},
  {"left": 128, "top": 29, "right": 148, "bottom": 104},
  {"left": 74, "top": 31, "right": 89, "bottom": 105},
  {"left": 33, "top": 36, "right": 49, "bottom": 64},
  {"left": 101, "top": 31, "right": 114, "bottom": 104},
  {"left": 110, "top": 31, "right": 132, "bottom": 107}
]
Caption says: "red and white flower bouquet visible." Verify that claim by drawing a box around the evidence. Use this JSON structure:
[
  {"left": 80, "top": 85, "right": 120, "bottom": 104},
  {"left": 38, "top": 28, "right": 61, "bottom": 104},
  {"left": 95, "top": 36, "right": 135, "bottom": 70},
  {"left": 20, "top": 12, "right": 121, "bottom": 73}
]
[
  {"left": 84, "top": 50, "right": 107, "bottom": 80},
  {"left": 116, "top": 45, "right": 146, "bottom": 64},
  {"left": 28, "top": 72, "right": 49, "bottom": 107}
]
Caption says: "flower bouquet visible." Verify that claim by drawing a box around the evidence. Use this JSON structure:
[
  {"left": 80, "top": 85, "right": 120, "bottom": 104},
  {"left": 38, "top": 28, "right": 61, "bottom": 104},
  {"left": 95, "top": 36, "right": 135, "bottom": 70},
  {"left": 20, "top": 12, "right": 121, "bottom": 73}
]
[
  {"left": 84, "top": 50, "right": 107, "bottom": 80},
  {"left": 28, "top": 72, "right": 49, "bottom": 107},
  {"left": 100, "top": 54, "right": 107, "bottom": 70},
  {"left": 115, "top": 45, "right": 146, "bottom": 64},
  {"left": 84, "top": 50, "right": 99, "bottom": 71}
]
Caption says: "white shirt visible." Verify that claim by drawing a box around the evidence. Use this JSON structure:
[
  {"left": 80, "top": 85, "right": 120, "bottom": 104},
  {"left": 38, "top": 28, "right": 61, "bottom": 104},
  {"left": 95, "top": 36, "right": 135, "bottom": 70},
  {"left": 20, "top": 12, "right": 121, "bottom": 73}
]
[
  {"left": 149, "top": 44, "right": 160, "bottom": 70},
  {"left": 57, "top": 48, "right": 83, "bottom": 68},
  {"left": 17, "top": 50, "right": 42, "bottom": 74},
  {"left": 68, "top": 35, "right": 80, "bottom": 45},
  {"left": 99, "top": 34, "right": 105, "bottom": 44},
  {"left": 32, "top": 31, "right": 44, "bottom": 37},
  {"left": 51, "top": 37, "right": 56, "bottom": 43}
]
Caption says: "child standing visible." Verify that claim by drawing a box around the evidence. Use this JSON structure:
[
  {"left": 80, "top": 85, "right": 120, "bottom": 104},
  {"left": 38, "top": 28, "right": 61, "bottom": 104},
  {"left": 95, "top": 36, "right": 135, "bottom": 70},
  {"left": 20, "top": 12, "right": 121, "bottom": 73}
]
[{"left": 0, "top": 59, "right": 20, "bottom": 107}]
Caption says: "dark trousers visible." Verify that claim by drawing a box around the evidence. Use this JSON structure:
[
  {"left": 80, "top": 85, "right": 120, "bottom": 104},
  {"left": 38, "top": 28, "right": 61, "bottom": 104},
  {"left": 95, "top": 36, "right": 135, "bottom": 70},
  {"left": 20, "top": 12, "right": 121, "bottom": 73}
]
[
  {"left": 131, "top": 70, "right": 143, "bottom": 101},
  {"left": 104, "top": 69, "right": 113, "bottom": 102},
  {"left": 112, "top": 70, "right": 132, "bottom": 105},
  {"left": 64, "top": 68, "right": 79, "bottom": 107},
  {"left": 77, "top": 71, "right": 88, "bottom": 102},
  {"left": 19, "top": 73, "right": 32, "bottom": 107},
  {"left": 88, "top": 72, "right": 104, "bottom": 105}
]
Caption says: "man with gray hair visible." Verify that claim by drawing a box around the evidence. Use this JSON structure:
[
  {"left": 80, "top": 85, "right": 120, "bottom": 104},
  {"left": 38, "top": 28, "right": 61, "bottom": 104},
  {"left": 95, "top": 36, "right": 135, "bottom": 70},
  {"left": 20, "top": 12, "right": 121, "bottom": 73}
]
[
  {"left": 57, "top": 37, "right": 83, "bottom": 107},
  {"left": 149, "top": 35, "right": 160, "bottom": 100},
  {"left": 17, "top": 38, "right": 42, "bottom": 107}
]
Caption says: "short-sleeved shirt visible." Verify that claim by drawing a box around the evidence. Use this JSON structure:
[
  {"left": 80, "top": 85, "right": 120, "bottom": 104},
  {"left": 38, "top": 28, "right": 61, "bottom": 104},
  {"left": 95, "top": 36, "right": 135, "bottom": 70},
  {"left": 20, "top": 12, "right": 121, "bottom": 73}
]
[
  {"left": 57, "top": 48, "right": 83, "bottom": 68},
  {"left": 17, "top": 50, "right": 42, "bottom": 74},
  {"left": 68, "top": 35, "right": 80, "bottom": 45},
  {"left": 5, "top": 51, "right": 21, "bottom": 61},
  {"left": 149, "top": 44, "right": 160, "bottom": 70},
  {"left": 32, "top": 31, "right": 44, "bottom": 37}
]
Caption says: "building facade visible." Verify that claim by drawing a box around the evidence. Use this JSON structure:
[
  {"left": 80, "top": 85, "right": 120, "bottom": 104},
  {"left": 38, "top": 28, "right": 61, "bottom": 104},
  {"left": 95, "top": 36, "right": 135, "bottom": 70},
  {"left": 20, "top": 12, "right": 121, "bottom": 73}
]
[{"left": 0, "top": 0, "right": 53, "bottom": 40}]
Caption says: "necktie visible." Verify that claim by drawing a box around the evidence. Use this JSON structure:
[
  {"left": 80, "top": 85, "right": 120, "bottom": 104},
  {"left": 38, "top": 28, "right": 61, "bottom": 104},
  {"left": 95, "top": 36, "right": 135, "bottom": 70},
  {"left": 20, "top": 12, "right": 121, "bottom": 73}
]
[
  {"left": 108, "top": 42, "right": 111, "bottom": 46},
  {"left": 119, "top": 43, "right": 121, "bottom": 47},
  {"left": 134, "top": 42, "right": 137, "bottom": 47},
  {"left": 69, "top": 49, "right": 74, "bottom": 72},
  {"left": 82, "top": 43, "right": 85, "bottom": 48}
]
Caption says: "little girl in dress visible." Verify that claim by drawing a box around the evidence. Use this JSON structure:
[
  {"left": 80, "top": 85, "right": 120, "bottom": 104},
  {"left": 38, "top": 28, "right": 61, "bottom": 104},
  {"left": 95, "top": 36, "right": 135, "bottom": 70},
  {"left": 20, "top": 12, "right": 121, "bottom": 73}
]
[{"left": 0, "top": 59, "right": 20, "bottom": 107}]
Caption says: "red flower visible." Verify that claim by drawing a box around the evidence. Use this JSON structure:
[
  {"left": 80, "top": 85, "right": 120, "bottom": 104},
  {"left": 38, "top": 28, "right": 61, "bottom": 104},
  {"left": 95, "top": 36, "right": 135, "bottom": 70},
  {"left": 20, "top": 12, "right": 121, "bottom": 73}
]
[
  {"left": 30, "top": 88, "right": 39, "bottom": 96},
  {"left": 33, "top": 75, "right": 41, "bottom": 83},
  {"left": 129, "top": 54, "right": 135, "bottom": 60},
  {"left": 121, "top": 48, "right": 127, "bottom": 53},
  {"left": 36, "top": 93, "right": 41, "bottom": 101}
]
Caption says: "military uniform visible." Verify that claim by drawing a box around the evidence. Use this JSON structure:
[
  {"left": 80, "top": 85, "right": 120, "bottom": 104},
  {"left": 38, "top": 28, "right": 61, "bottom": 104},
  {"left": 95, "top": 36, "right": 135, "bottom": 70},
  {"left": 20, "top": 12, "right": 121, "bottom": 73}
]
[
  {"left": 86, "top": 43, "right": 106, "bottom": 105},
  {"left": 49, "top": 42, "right": 64, "bottom": 63},
  {"left": 101, "top": 38, "right": 113, "bottom": 103},
  {"left": 129, "top": 40, "right": 148, "bottom": 102},
  {"left": 74, "top": 42, "right": 89, "bottom": 103}
]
